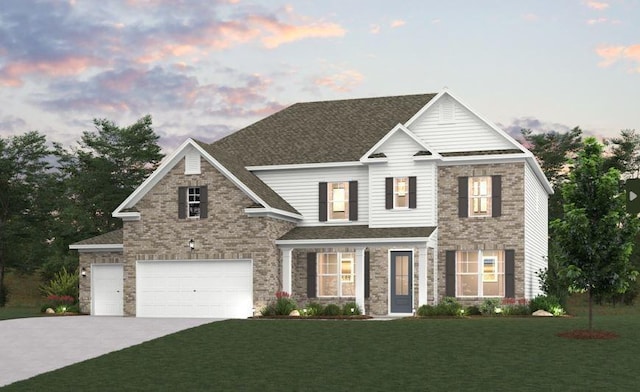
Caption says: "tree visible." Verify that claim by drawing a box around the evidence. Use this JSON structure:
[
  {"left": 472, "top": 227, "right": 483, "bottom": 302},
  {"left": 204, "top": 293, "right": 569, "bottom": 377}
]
[
  {"left": 604, "top": 129, "right": 640, "bottom": 178},
  {"left": 0, "top": 132, "right": 53, "bottom": 305},
  {"left": 53, "top": 115, "right": 164, "bottom": 238},
  {"left": 551, "top": 137, "right": 639, "bottom": 330},
  {"left": 521, "top": 127, "right": 583, "bottom": 220}
]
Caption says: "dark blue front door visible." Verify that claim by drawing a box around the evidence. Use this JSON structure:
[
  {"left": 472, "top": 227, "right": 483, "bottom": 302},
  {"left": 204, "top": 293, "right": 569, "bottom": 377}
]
[{"left": 390, "top": 251, "right": 413, "bottom": 313}]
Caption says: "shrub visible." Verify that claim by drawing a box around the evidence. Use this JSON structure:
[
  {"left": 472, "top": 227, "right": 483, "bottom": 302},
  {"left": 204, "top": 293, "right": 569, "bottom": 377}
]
[
  {"left": 40, "top": 267, "right": 79, "bottom": 299},
  {"left": 529, "top": 294, "right": 565, "bottom": 316},
  {"left": 466, "top": 305, "right": 481, "bottom": 316},
  {"left": 417, "top": 298, "right": 463, "bottom": 317},
  {"left": 323, "top": 303, "right": 341, "bottom": 316},
  {"left": 342, "top": 302, "right": 361, "bottom": 316},
  {"left": 480, "top": 298, "right": 502, "bottom": 315},
  {"left": 416, "top": 304, "right": 433, "bottom": 317},
  {"left": 305, "top": 302, "right": 324, "bottom": 316},
  {"left": 260, "top": 304, "right": 276, "bottom": 317},
  {"left": 273, "top": 292, "right": 297, "bottom": 315},
  {"left": 41, "top": 295, "right": 75, "bottom": 313}
]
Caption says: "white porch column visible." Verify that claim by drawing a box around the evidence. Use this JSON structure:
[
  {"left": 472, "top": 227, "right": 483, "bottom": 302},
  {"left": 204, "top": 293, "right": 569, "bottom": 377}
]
[
  {"left": 433, "top": 244, "right": 439, "bottom": 304},
  {"left": 418, "top": 244, "right": 428, "bottom": 307},
  {"left": 355, "top": 247, "right": 366, "bottom": 315},
  {"left": 281, "top": 247, "right": 293, "bottom": 294}
]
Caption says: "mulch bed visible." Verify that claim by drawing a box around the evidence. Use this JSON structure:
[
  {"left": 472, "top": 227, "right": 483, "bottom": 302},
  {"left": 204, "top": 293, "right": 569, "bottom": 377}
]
[
  {"left": 556, "top": 329, "right": 620, "bottom": 339},
  {"left": 252, "top": 315, "right": 373, "bottom": 320}
]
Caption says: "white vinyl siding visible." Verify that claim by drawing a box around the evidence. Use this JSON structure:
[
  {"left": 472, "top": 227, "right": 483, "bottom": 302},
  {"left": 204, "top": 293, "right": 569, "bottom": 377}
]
[
  {"left": 408, "top": 98, "right": 515, "bottom": 153},
  {"left": 255, "top": 166, "right": 368, "bottom": 226},
  {"left": 368, "top": 131, "right": 437, "bottom": 227},
  {"left": 524, "top": 163, "right": 549, "bottom": 298}
]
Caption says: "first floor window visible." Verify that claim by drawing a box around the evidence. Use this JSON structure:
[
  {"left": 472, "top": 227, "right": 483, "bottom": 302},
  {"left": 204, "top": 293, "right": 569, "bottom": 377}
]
[
  {"left": 317, "top": 252, "right": 355, "bottom": 297},
  {"left": 456, "top": 250, "right": 504, "bottom": 297}
]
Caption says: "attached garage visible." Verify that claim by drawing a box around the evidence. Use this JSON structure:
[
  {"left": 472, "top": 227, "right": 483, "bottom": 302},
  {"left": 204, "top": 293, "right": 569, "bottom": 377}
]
[{"left": 136, "top": 259, "right": 253, "bottom": 318}]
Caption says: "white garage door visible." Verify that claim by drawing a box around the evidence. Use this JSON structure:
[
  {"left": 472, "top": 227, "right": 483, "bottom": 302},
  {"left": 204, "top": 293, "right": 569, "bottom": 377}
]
[{"left": 136, "top": 260, "right": 253, "bottom": 318}]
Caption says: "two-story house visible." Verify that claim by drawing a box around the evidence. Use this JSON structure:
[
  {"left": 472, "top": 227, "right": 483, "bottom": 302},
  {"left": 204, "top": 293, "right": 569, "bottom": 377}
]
[{"left": 71, "top": 89, "right": 552, "bottom": 318}]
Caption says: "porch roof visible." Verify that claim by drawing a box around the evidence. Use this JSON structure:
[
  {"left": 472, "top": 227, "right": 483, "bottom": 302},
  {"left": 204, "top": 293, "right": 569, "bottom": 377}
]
[{"left": 276, "top": 225, "right": 436, "bottom": 246}]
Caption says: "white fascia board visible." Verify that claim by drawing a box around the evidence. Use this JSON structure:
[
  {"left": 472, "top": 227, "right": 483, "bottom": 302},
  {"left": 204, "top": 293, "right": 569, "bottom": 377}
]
[
  {"left": 113, "top": 138, "right": 196, "bottom": 217},
  {"left": 117, "top": 212, "right": 141, "bottom": 221},
  {"left": 275, "top": 237, "right": 431, "bottom": 247},
  {"left": 359, "top": 123, "right": 441, "bottom": 163},
  {"left": 246, "top": 161, "right": 363, "bottom": 171},
  {"left": 412, "top": 155, "right": 441, "bottom": 162},
  {"left": 405, "top": 88, "right": 528, "bottom": 154},
  {"left": 69, "top": 244, "right": 123, "bottom": 252},
  {"left": 244, "top": 207, "right": 303, "bottom": 222},
  {"left": 526, "top": 156, "right": 554, "bottom": 194},
  {"left": 439, "top": 153, "right": 529, "bottom": 165}
]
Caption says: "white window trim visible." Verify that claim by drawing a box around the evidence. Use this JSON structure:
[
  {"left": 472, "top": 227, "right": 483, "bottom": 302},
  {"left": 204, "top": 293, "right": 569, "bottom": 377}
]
[
  {"left": 469, "top": 176, "right": 492, "bottom": 217},
  {"left": 394, "top": 177, "right": 410, "bottom": 210},
  {"left": 188, "top": 187, "right": 201, "bottom": 218},
  {"left": 456, "top": 250, "right": 504, "bottom": 298},
  {"left": 317, "top": 252, "right": 355, "bottom": 298}
]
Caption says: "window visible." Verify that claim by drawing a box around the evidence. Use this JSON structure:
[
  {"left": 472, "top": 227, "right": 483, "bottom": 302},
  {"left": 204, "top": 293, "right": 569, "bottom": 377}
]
[
  {"left": 395, "top": 177, "right": 409, "bottom": 208},
  {"left": 188, "top": 187, "right": 200, "bottom": 218},
  {"left": 469, "top": 176, "right": 492, "bottom": 216},
  {"left": 456, "top": 250, "right": 504, "bottom": 297},
  {"left": 317, "top": 252, "right": 355, "bottom": 297},
  {"left": 385, "top": 177, "right": 417, "bottom": 209},
  {"left": 178, "top": 186, "right": 208, "bottom": 219},
  {"left": 328, "top": 182, "right": 348, "bottom": 220},
  {"left": 319, "top": 181, "right": 358, "bottom": 222}
]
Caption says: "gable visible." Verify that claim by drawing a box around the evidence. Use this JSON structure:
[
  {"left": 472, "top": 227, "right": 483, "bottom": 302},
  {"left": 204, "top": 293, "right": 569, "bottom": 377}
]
[
  {"left": 373, "top": 130, "right": 429, "bottom": 162},
  {"left": 407, "top": 92, "right": 521, "bottom": 154}
]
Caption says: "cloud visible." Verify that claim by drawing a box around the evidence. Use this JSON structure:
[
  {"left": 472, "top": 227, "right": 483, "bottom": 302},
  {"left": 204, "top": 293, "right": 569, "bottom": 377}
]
[
  {"left": 252, "top": 15, "right": 346, "bottom": 48},
  {"left": 390, "top": 20, "right": 406, "bottom": 28},
  {"left": 497, "top": 117, "right": 574, "bottom": 141},
  {"left": 370, "top": 24, "right": 381, "bottom": 34},
  {"left": 314, "top": 69, "right": 364, "bottom": 92},
  {"left": 586, "top": 1, "right": 610, "bottom": 10},
  {"left": 587, "top": 18, "right": 609, "bottom": 25},
  {"left": 596, "top": 44, "right": 640, "bottom": 72},
  {"left": 522, "top": 13, "right": 538, "bottom": 22},
  {"left": 0, "top": 116, "right": 27, "bottom": 133}
]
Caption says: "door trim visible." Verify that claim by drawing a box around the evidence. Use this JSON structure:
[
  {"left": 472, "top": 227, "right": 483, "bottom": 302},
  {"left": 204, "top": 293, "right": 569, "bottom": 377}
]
[{"left": 388, "top": 249, "right": 414, "bottom": 315}]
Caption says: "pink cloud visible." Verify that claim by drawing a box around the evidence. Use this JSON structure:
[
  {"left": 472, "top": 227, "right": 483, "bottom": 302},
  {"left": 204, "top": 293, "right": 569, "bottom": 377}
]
[
  {"left": 0, "top": 56, "right": 102, "bottom": 87},
  {"left": 249, "top": 15, "right": 346, "bottom": 49},
  {"left": 370, "top": 24, "right": 381, "bottom": 34},
  {"left": 596, "top": 44, "right": 640, "bottom": 72},
  {"left": 314, "top": 69, "right": 364, "bottom": 92},
  {"left": 586, "top": 1, "right": 609, "bottom": 10},
  {"left": 587, "top": 17, "right": 608, "bottom": 25},
  {"left": 390, "top": 20, "right": 406, "bottom": 28}
]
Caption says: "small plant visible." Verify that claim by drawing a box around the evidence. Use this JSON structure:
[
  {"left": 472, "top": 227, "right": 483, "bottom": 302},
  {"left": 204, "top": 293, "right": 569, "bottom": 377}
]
[
  {"left": 529, "top": 294, "right": 564, "bottom": 315},
  {"left": 416, "top": 304, "right": 433, "bottom": 317},
  {"left": 260, "top": 304, "right": 276, "bottom": 316},
  {"left": 480, "top": 298, "right": 502, "bottom": 315},
  {"left": 41, "top": 295, "right": 76, "bottom": 313},
  {"left": 466, "top": 305, "right": 481, "bottom": 315},
  {"left": 305, "top": 302, "right": 324, "bottom": 316},
  {"left": 323, "top": 303, "right": 341, "bottom": 316},
  {"left": 273, "top": 291, "right": 297, "bottom": 315},
  {"left": 40, "top": 267, "right": 79, "bottom": 299},
  {"left": 416, "top": 298, "right": 463, "bottom": 317},
  {"left": 342, "top": 302, "right": 361, "bottom": 316}
]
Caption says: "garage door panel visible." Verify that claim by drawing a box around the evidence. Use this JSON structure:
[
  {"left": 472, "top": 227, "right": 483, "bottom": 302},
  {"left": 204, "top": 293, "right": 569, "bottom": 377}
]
[{"left": 137, "top": 260, "right": 252, "bottom": 318}]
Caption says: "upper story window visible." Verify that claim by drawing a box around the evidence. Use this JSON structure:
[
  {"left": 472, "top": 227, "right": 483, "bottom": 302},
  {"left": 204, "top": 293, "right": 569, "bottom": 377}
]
[
  {"left": 329, "top": 182, "right": 349, "bottom": 220},
  {"left": 317, "top": 252, "right": 355, "bottom": 297},
  {"left": 458, "top": 175, "right": 501, "bottom": 218},
  {"left": 319, "top": 181, "right": 358, "bottom": 222},
  {"left": 385, "top": 177, "right": 416, "bottom": 210},
  {"left": 178, "top": 186, "right": 208, "bottom": 219},
  {"left": 469, "top": 176, "right": 491, "bottom": 216}
]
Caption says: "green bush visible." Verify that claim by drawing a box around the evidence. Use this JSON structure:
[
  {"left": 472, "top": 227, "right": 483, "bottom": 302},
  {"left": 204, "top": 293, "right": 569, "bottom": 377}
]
[
  {"left": 503, "top": 304, "right": 530, "bottom": 316},
  {"left": 417, "top": 298, "right": 463, "bottom": 317},
  {"left": 480, "top": 298, "right": 502, "bottom": 315},
  {"left": 529, "top": 294, "right": 565, "bottom": 316},
  {"left": 466, "top": 305, "right": 481, "bottom": 315},
  {"left": 342, "top": 302, "right": 361, "bottom": 315},
  {"left": 323, "top": 303, "right": 341, "bottom": 316},
  {"left": 416, "top": 304, "right": 433, "bottom": 316},
  {"left": 305, "top": 302, "right": 324, "bottom": 316},
  {"left": 274, "top": 297, "right": 297, "bottom": 315},
  {"left": 260, "top": 304, "right": 276, "bottom": 316},
  {"left": 40, "top": 267, "right": 79, "bottom": 299}
]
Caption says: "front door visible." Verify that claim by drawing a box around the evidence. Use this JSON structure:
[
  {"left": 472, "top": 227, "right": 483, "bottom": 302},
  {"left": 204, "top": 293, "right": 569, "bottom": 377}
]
[
  {"left": 92, "top": 264, "right": 124, "bottom": 316},
  {"left": 390, "top": 251, "right": 413, "bottom": 313}
]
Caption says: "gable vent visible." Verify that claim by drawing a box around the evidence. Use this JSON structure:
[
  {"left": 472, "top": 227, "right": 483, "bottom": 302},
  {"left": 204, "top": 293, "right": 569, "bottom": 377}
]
[
  {"left": 439, "top": 96, "right": 455, "bottom": 124},
  {"left": 185, "top": 149, "right": 201, "bottom": 175}
]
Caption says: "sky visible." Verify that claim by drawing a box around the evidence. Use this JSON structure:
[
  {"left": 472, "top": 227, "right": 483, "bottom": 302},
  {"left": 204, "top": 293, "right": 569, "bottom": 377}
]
[{"left": 1, "top": 0, "right": 639, "bottom": 152}]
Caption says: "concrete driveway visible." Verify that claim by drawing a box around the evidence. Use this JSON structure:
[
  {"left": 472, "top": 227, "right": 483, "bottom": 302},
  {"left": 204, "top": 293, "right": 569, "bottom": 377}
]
[{"left": 0, "top": 316, "right": 220, "bottom": 387}]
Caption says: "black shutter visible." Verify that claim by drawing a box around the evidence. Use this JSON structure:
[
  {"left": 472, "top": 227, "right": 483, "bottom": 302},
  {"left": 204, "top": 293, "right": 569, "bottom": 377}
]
[
  {"left": 319, "top": 182, "right": 327, "bottom": 222},
  {"left": 364, "top": 250, "right": 370, "bottom": 299},
  {"left": 349, "top": 180, "right": 358, "bottom": 221},
  {"left": 385, "top": 177, "right": 393, "bottom": 209},
  {"left": 199, "top": 186, "right": 208, "bottom": 218},
  {"left": 409, "top": 176, "right": 417, "bottom": 209},
  {"left": 445, "top": 251, "right": 456, "bottom": 297},
  {"left": 505, "top": 249, "right": 515, "bottom": 298},
  {"left": 458, "top": 177, "right": 468, "bottom": 218},
  {"left": 492, "top": 175, "right": 502, "bottom": 217},
  {"left": 178, "top": 187, "right": 187, "bottom": 219},
  {"left": 307, "top": 252, "right": 317, "bottom": 298}
]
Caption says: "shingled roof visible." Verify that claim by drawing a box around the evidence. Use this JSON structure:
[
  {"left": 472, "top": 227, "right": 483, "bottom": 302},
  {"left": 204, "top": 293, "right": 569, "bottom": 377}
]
[
  {"left": 210, "top": 93, "right": 437, "bottom": 166},
  {"left": 278, "top": 225, "right": 436, "bottom": 241},
  {"left": 70, "top": 229, "right": 123, "bottom": 248}
]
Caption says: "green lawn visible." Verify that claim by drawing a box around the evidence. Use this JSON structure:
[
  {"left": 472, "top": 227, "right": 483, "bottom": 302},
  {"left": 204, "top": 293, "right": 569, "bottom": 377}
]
[
  {"left": 0, "top": 306, "right": 42, "bottom": 321},
  {"left": 3, "top": 312, "right": 640, "bottom": 392}
]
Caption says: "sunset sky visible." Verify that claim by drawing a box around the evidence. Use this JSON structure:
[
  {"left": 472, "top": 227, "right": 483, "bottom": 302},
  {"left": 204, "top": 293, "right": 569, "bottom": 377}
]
[{"left": 1, "top": 0, "right": 639, "bottom": 151}]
